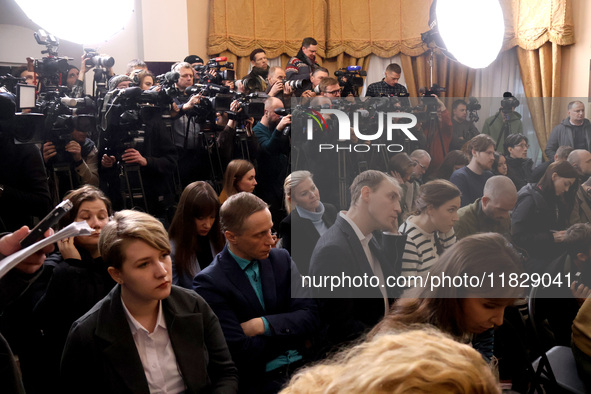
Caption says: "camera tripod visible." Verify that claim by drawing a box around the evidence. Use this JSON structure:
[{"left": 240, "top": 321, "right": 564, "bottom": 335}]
[{"left": 120, "top": 162, "right": 149, "bottom": 213}]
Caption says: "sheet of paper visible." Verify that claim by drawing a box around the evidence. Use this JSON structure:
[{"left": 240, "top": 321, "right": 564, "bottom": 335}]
[{"left": 0, "top": 221, "right": 93, "bottom": 279}]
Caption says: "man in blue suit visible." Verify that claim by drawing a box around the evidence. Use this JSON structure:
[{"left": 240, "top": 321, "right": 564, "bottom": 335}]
[
  {"left": 193, "top": 192, "right": 319, "bottom": 394},
  {"left": 309, "top": 170, "right": 404, "bottom": 351}
]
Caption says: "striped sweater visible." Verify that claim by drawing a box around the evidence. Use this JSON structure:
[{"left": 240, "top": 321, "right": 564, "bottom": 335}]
[{"left": 398, "top": 217, "right": 456, "bottom": 277}]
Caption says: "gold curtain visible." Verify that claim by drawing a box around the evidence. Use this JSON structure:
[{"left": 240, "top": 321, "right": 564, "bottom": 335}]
[
  {"left": 400, "top": 51, "right": 474, "bottom": 102},
  {"left": 500, "top": 0, "right": 575, "bottom": 51},
  {"left": 207, "top": 0, "right": 574, "bottom": 60},
  {"left": 208, "top": 0, "right": 327, "bottom": 59},
  {"left": 517, "top": 42, "right": 563, "bottom": 160},
  {"left": 325, "top": 0, "right": 429, "bottom": 58}
]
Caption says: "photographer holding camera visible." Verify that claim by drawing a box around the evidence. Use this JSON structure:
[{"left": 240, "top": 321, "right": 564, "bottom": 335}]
[
  {"left": 216, "top": 100, "right": 259, "bottom": 167},
  {"left": 99, "top": 77, "right": 177, "bottom": 221},
  {"left": 253, "top": 97, "right": 291, "bottom": 225},
  {"left": 482, "top": 92, "right": 523, "bottom": 150},
  {"left": 42, "top": 117, "right": 99, "bottom": 203},
  {"left": 243, "top": 49, "right": 269, "bottom": 94},
  {"left": 365, "top": 63, "right": 408, "bottom": 99},
  {"left": 168, "top": 61, "right": 210, "bottom": 186},
  {"left": 450, "top": 99, "right": 480, "bottom": 150},
  {"left": 266, "top": 66, "right": 293, "bottom": 106}
]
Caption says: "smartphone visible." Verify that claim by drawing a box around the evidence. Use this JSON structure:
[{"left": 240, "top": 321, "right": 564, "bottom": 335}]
[{"left": 20, "top": 200, "right": 73, "bottom": 248}]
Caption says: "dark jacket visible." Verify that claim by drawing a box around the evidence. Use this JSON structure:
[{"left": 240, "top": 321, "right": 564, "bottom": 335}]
[
  {"left": 0, "top": 134, "right": 52, "bottom": 232},
  {"left": 545, "top": 118, "right": 591, "bottom": 159},
  {"left": 16, "top": 250, "right": 116, "bottom": 393},
  {"left": 511, "top": 184, "right": 568, "bottom": 272},
  {"left": 278, "top": 203, "right": 338, "bottom": 275},
  {"left": 61, "top": 285, "right": 238, "bottom": 394},
  {"left": 99, "top": 118, "right": 178, "bottom": 216},
  {"left": 309, "top": 215, "right": 403, "bottom": 349},
  {"left": 570, "top": 185, "right": 591, "bottom": 225},
  {"left": 506, "top": 156, "right": 533, "bottom": 192},
  {"left": 193, "top": 247, "right": 319, "bottom": 393},
  {"left": 0, "top": 265, "right": 44, "bottom": 394},
  {"left": 535, "top": 252, "right": 582, "bottom": 349}
]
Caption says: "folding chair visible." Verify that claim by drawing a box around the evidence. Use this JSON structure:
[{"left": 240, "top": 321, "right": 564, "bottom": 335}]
[{"left": 527, "top": 285, "right": 586, "bottom": 394}]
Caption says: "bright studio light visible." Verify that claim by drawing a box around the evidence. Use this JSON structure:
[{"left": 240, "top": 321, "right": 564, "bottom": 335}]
[
  {"left": 436, "top": 0, "right": 504, "bottom": 69},
  {"left": 15, "top": 0, "right": 134, "bottom": 45}
]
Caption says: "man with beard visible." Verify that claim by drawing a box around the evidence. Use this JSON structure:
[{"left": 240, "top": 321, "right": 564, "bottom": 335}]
[
  {"left": 449, "top": 134, "right": 496, "bottom": 207},
  {"left": 252, "top": 97, "right": 291, "bottom": 226},
  {"left": 286, "top": 37, "right": 320, "bottom": 79},
  {"left": 244, "top": 49, "right": 269, "bottom": 94}
]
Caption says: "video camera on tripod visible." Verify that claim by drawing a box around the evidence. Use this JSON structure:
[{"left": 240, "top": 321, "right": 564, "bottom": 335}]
[
  {"left": 226, "top": 92, "right": 266, "bottom": 121},
  {"left": 500, "top": 92, "right": 520, "bottom": 114},
  {"left": 335, "top": 66, "right": 367, "bottom": 97},
  {"left": 194, "top": 57, "right": 235, "bottom": 85},
  {"left": 101, "top": 86, "right": 169, "bottom": 158},
  {"left": 466, "top": 97, "right": 481, "bottom": 123},
  {"left": 32, "top": 30, "right": 72, "bottom": 90}
]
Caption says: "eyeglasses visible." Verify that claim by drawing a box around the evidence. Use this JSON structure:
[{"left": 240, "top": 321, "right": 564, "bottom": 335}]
[
  {"left": 413, "top": 160, "right": 427, "bottom": 170},
  {"left": 324, "top": 89, "right": 341, "bottom": 95},
  {"left": 516, "top": 143, "right": 530, "bottom": 148}
]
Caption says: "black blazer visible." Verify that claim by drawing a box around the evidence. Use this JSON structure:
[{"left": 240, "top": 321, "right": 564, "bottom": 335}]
[
  {"left": 278, "top": 203, "right": 338, "bottom": 275},
  {"left": 193, "top": 247, "right": 320, "bottom": 393},
  {"left": 309, "top": 215, "right": 402, "bottom": 349},
  {"left": 60, "top": 285, "right": 238, "bottom": 394}
]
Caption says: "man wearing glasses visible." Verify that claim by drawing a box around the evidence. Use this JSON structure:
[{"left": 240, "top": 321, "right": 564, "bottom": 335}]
[{"left": 319, "top": 77, "right": 341, "bottom": 98}]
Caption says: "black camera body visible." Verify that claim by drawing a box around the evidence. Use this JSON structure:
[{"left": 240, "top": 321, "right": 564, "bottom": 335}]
[
  {"left": 501, "top": 92, "right": 520, "bottom": 114},
  {"left": 196, "top": 58, "right": 235, "bottom": 85}
]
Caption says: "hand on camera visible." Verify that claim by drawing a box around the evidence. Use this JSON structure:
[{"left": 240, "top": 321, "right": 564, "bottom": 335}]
[
  {"left": 269, "top": 81, "right": 284, "bottom": 97},
  {"left": 121, "top": 149, "right": 147, "bottom": 166},
  {"left": 182, "top": 93, "right": 202, "bottom": 111},
  {"left": 42, "top": 142, "right": 57, "bottom": 163},
  {"left": 301, "top": 90, "right": 316, "bottom": 98},
  {"left": 283, "top": 83, "right": 293, "bottom": 96},
  {"left": 101, "top": 154, "right": 116, "bottom": 168},
  {"left": 277, "top": 114, "right": 292, "bottom": 131},
  {"left": 0, "top": 226, "right": 55, "bottom": 274},
  {"left": 65, "top": 141, "right": 82, "bottom": 162}
]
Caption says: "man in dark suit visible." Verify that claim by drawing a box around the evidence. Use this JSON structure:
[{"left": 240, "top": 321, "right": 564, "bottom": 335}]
[
  {"left": 309, "top": 170, "right": 403, "bottom": 350},
  {"left": 193, "top": 192, "right": 320, "bottom": 394}
]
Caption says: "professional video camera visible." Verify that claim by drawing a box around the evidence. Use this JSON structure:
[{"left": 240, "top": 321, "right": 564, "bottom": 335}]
[
  {"left": 335, "top": 66, "right": 367, "bottom": 97},
  {"left": 466, "top": 97, "right": 481, "bottom": 123},
  {"left": 100, "top": 86, "right": 172, "bottom": 158},
  {"left": 194, "top": 57, "right": 235, "bottom": 85},
  {"left": 32, "top": 30, "right": 72, "bottom": 90},
  {"left": 500, "top": 92, "right": 519, "bottom": 114},
  {"left": 226, "top": 92, "right": 266, "bottom": 121}
]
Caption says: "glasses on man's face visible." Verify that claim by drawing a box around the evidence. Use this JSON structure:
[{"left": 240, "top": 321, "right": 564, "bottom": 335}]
[
  {"left": 516, "top": 143, "right": 530, "bottom": 149},
  {"left": 325, "top": 89, "right": 341, "bottom": 96},
  {"left": 413, "top": 160, "right": 427, "bottom": 171}
]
